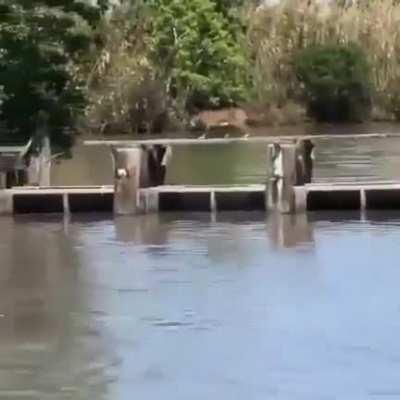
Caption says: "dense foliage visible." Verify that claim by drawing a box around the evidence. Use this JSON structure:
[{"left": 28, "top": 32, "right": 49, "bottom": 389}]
[
  {"left": 84, "top": 0, "right": 250, "bottom": 135},
  {"left": 149, "top": 0, "right": 249, "bottom": 111},
  {"left": 294, "top": 44, "right": 371, "bottom": 122},
  {"left": 0, "top": 0, "right": 104, "bottom": 150}
]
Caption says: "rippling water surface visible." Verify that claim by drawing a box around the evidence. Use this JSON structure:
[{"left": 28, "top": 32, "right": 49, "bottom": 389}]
[
  {"left": 2, "top": 212, "right": 400, "bottom": 399},
  {"left": 49, "top": 121, "right": 400, "bottom": 186},
  {"left": 3, "top": 124, "right": 400, "bottom": 398}
]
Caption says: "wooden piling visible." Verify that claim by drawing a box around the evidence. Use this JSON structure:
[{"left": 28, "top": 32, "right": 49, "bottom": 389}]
[
  {"left": 266, "top": 143, "right": 280, "bottom": 211},
  {"left": 279, "top": 144, "right": 297, "bottom": 213},
  {"left": 295, "top": 139, "right": 314, "bottom": 185},
  {"left": 38, "top": 136, "right": 51, "bottom": 187},
  {"left": 266, "top": 143, "right": 298, "bottom": 214},
  {"left": 112, "top": 147, "right": 143, "bottom": 215}
]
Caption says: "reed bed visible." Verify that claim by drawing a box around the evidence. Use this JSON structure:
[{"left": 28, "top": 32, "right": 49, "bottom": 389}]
[{"left": 247, "top": 0, "right": 400, "bottom": 118}]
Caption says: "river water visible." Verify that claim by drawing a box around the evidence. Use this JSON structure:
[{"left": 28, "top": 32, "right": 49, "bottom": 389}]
[
  {"left": 2, "top": 124, "right": 400, "bottom": 399},
  {"left": 51, "top": 122, "right": 400, "bottom": 186}
]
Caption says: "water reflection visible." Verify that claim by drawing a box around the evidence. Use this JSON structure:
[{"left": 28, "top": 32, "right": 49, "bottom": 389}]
[
  {"left": 3, "top": 212, "right": 400, "bottom": 399},
  {"left": 114, "top": 211, "right": 316, "bottom": 249},
  {"left": 7, "top": 122, "right": 400, "bottom": 398},
  {"left": 307, "top": 210, "right": 363, "bottom": 223},
  {"left": 115, "top": 215, "right": 168, "bottom": 246},
  {"left": 364, "top": 210, "right": 400, "bottom": 223},
  {"left": 267, "top": 212, "right": 314, "bottom": 249},
  {"left": 0, "top": 216, "right": 116, "bottom": 399}
]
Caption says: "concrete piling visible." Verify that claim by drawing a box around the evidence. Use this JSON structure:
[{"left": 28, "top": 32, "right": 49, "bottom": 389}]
[
  {"left": 266, "top": 139, "right": 315, "bottom": 214},
  {"left": 112, "top": 147, "right": 143, "bottom": 215},
  {"left": 266, "top": 142, "right": 298, "bottom": 213},
  {"left": 279, "top": 144, "right": 297, "bottom": 213}
]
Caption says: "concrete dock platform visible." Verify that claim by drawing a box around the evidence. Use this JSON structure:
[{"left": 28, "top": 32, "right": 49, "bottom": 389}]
[
  {"left": 141, "top": 185, "right": 266, "bottom": 212},
  {"left": 0, "top": 186, "right": 114, "bottom": 215},
  {"left": 295, "top": 182, "right": 400, "bottom": 211},
  {"left": 0, "top": 185, "right": 266, "bottom": 215},
  {"left": 3, "top": 182, "right": 400, "bottom": 215}
]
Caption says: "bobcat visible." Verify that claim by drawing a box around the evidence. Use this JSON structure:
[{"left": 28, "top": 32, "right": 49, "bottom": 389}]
[{"left": 190, "top": 108, "right": 249, "bottom": 135}]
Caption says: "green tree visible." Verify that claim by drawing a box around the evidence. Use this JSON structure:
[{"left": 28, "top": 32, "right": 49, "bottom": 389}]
[
  {"left": 0, "top": 0, "right": 106, "bottom": 151},
  {"left": 150, "top": 0, "right": 249, "bottom": 111}
]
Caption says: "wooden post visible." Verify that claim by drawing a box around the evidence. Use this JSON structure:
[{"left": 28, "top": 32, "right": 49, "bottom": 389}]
[
  {"left": 266, "top": 143, "right": 279, "bottom": 210},
  {"left": 139, "top": 146, "right": 151, "bottom": 188},
  {"left": 27, "top": 155, "right": 40, "bottom": 186},
  {"left": 295, "top": 139, "right": 314, "bottom": 185},
  {"left": 146, "top": 145, "right": 172, "bottom": 186},
  {"left": 138, "top": 144, "right": 172, "bottom": 187},
  {"left": 112, "top": 147, "right": 143, "bottom": 215},
  {"left": 266, "top": 142, "right": 297, "bottom": 214},
  {"left": 38, "top": 136, "right": 51, "bottom": 187},
  {"left": 279, "top": 144, "right": 297, "bottom": 213}
]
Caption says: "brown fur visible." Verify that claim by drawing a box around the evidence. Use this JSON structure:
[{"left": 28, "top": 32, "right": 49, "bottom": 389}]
[{"left": 192, "top": 108, "right": 249, "bottom": 133}]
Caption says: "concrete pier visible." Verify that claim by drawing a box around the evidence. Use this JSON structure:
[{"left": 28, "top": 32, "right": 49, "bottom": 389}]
[
  {"left": 141, "top": 185, "right": 265, "bottom": 212},
  {"left": 3, "top": 182, "right": 400, "bottom": 215},
  {"left": 0, "top": 187, "right": 114, "bottom": 215},
  {"left": 293, "top": 182, "right": 400, "bottom": 212},
  {"left": 1, "top": 134, "right": 399, "bottom": 215},
  {"left": 112, "top": 147, "right": 142, "bottom": 215},
  {"left": 0, "top": 185, "right": 265, "bottom": 215}
]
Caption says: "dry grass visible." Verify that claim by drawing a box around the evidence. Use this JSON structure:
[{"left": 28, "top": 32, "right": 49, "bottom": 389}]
[
  {"left": 244, "top": 100, "right": 306, "bottom": 126},
  {"left": 247, "top": 0, "right": 400, "bottom": 119},
  {"left": 82, "top": 4, "right": 174, "bottom": 135}
]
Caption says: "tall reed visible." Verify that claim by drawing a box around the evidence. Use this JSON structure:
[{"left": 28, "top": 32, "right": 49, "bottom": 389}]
[{"left": 247, "top": 0, "right": 400, "bottom": 118}]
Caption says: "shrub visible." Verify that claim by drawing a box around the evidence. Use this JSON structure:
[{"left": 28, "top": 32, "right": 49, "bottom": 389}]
[{"left": 294, "top": 43, "right": 371, "bottom": 122}]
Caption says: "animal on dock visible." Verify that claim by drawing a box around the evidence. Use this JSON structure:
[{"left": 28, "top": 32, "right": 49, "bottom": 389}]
[{"left": 190, "top": 108, "right": 249, "bottom": 136}]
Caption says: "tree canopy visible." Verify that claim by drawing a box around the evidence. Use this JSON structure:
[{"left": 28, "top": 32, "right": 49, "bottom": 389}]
[
  {"left": 150, "top": 0, "right": 249, "bottom": 111},
  {"left": 0, "top": 0, "right": 105, "bottom": 151}
]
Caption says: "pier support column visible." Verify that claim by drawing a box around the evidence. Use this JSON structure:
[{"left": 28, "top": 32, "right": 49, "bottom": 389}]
[
  {"left": 112, "top": 147, "right": 143, "bottom": 215},
  {"left": 140, "top": 145, "right": 172, "bottom": 187},
  {"left": 295, "top": 139, "right": 314, "bottom": 185},
  {"left": 266, "top": 142, "right": 297, "bottom": 214},
  {"left": 266, "top": 139, "right": 314, "bottom": 214},
  {"left": 266, "top": 143, "right": 278, "bottom": 211},
  {"left": 279, "top": 144, "right": 297, "bottom": 213},
  {"left": 38, "top": 136, "right": 51, "bottom": 187}
]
